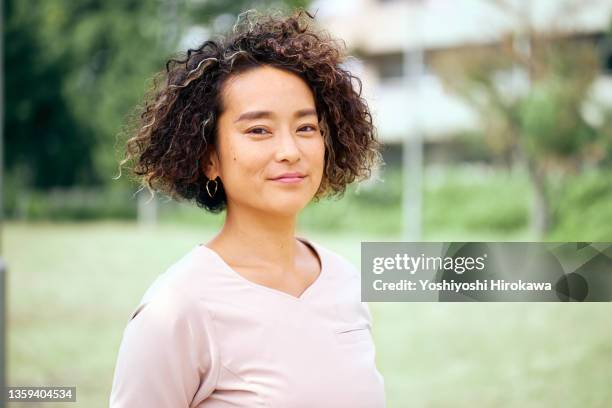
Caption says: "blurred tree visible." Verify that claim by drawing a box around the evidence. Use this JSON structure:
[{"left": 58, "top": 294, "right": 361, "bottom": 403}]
[
  {"left": 598, "top": 13, "right": 612, "bottom": 167},
  {"left": 4, "top": 0, "right": 308, "bottom": 192},
  {"left": 5, "top": 0, "right": 165, "bottom": 189},
  {"left": 431, "top": 0, "right": 610, "bottom": 238},
  {"left": 5, "top": 0, "right": 99, "bottom": 188}
]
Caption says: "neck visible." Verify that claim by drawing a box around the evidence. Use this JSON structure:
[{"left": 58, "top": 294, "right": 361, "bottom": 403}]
[{"left": 209, "top": 203, "right": 301, "bottom": 273}]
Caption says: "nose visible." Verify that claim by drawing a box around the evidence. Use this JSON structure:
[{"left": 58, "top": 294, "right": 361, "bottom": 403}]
[{"left": 274, "top": 129, "right": 301, "bottom": 163}]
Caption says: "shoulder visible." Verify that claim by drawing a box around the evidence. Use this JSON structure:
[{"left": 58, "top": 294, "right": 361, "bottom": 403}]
[
  {"left": 111, "top": 248, "right": 222, "bottom": 406},
  {"left": 308, "top": 239, "right": 360, "bottom": 280},
  {"left": 127, "top": 245, "right": 214, "bottom": 323},
  {"left": 120, "top": 249, "right": 221, "bottom": 366}
]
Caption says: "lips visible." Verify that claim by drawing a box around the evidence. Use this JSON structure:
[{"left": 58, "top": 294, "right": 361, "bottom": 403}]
[
  {"left": 270, "top": 172, "right": 306, "bottom": 180},
  {"left": 270, "top": 172, "right": 306, "bottom": 183}
]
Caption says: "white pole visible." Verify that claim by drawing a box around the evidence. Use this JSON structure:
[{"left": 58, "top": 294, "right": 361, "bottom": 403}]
[
  {"left": 137, "top": 189, "right": 158, "bottom": 227},
  {"left": 401, "top": 45, "right": 425, "bottom": 241}
]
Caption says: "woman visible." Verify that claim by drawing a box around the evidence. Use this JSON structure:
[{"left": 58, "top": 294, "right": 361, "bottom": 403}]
[{"left": 110, "top": 9, "right": 386, "bottom": 408}]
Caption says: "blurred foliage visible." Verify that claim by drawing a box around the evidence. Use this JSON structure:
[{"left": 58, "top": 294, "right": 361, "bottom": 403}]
[
  {"left": 422, "top": 166, "right": 529, "bottom": 233},
  {"left": 5, "top": 0, "right": 162, "bottom": 188},
  {"left": 520, "top": 75, "right": 598, "bottom": 160},
  {"left": 10, "top": 188, "right": 137, "bottom": 221},
  {"left": 7, "top": 163, "right": 612, "bottom": 241},
  {"left": 431, "top": 1, "right": 612, "bottom": 237},
  {"left": 549, "top": 169, "right": 612, "bottom": 241},
  {"left": 4, "top": 0, "right": 309, "bottom": 191}
]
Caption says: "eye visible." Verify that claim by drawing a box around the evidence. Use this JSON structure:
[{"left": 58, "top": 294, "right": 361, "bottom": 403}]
[
  {"left": 247, "top": 127, "right": 270, "bottom": 136},
  {"left": 298, "top": 125, "right": 318, "bottom": 133}
]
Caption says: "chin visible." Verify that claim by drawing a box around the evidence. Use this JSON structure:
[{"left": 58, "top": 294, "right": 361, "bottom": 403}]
[{"left": 267, "top": 197, "right": 310, "bottom": 217}]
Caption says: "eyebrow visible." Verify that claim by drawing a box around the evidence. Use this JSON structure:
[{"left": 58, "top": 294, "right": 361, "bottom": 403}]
[{"left": 234, "top": 108, "right": 318, "bottom": 123}]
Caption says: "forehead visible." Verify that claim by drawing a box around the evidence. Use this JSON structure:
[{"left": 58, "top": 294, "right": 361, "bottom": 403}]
[{"left": 220, "top": 65, "right": 316, "bottom": 115}]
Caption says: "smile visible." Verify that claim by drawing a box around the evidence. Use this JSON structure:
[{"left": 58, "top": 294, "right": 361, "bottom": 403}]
[{"left": 271, "top": 176, "right": 306, "bottom": 184}]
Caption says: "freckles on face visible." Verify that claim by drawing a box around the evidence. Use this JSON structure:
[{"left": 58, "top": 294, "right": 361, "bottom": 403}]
[{"left": 214, "top": 65, "right": 325, "bottom": 213}]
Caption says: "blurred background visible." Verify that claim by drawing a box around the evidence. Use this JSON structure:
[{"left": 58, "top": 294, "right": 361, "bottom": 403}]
[{"left": 3, "top": 0, "right": 612, "bottom": 406}]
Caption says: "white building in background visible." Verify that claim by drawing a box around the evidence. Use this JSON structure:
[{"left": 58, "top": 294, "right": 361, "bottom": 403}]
[{"left": 312, "top": 0, "right": 612, "bottom": 148}]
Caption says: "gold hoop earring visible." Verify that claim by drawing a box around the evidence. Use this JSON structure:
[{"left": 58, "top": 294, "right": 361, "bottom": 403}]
[{"left": 206, "top": 179, "right": 218, "bottom": 198}]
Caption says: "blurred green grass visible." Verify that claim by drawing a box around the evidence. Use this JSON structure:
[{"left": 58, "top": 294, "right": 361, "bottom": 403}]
[{"left": 5, "top": 221, "right": 612, "bottom": 408}]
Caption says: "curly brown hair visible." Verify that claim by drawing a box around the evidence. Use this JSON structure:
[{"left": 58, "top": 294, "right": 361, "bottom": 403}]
[{"left": 118, "top": 9, "right": 382, "bottom": 213}]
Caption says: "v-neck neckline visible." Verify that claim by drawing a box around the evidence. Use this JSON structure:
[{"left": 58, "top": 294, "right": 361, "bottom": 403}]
[{"left": 196, "top": 237, "right": 326, "bottom": 302}]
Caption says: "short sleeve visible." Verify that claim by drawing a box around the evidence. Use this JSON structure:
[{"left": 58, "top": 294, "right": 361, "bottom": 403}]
[{"left": 109, "top": 290, "right": 220, "bottom": 407}]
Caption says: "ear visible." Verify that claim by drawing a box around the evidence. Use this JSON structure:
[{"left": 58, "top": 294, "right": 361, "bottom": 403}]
[{"left": 201, "top": 148, "right": 220, "bottom": 180}]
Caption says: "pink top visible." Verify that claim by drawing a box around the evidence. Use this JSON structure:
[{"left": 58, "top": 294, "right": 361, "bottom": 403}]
[{"left": 109, "top": 238, "right": 386, "bottom": 407}]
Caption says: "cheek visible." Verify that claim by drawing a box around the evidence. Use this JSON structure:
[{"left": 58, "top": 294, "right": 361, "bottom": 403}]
[
  {"left": 309, "top": 136, "right": 326, "bottom": 173},
  {"left": 220, "top": 141, "right": 267, "bottom": 180}
]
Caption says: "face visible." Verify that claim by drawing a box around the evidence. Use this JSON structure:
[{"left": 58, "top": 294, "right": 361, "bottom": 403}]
[{"left": 203, "top": 65, "right": 325, "bottom": 217}]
